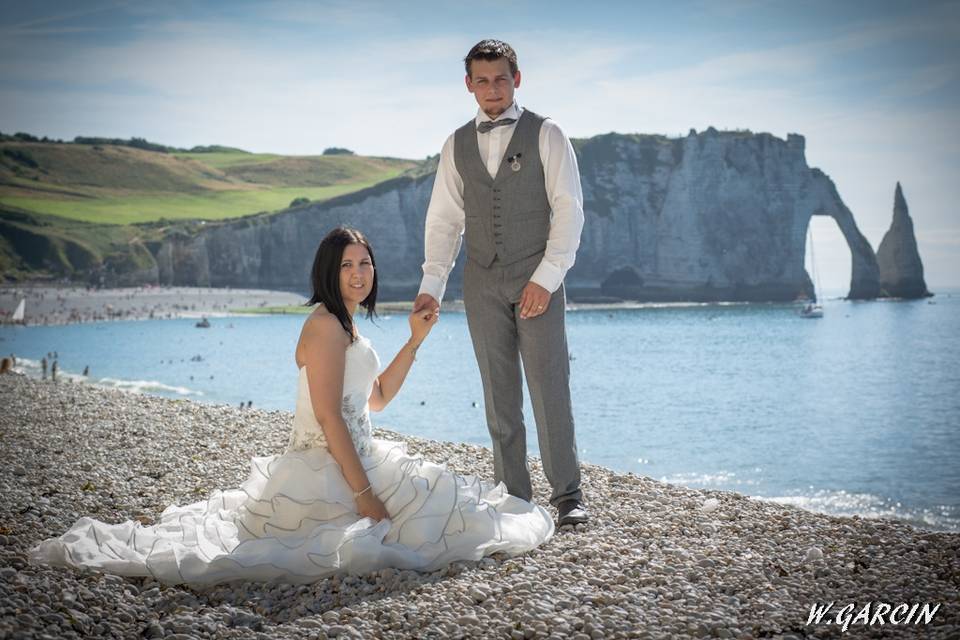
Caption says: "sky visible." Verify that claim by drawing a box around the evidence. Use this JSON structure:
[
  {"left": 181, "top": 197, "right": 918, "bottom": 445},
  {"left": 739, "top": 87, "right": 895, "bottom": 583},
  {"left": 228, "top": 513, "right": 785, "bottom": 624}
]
[{"left": 1, "top": 0, "right": 958, "bottom": 293}]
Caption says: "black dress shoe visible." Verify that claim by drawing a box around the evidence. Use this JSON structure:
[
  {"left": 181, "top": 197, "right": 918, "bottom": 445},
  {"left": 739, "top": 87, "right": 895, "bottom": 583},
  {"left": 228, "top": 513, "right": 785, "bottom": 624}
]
[{"left": 557, "top": 499, "right": 589, "bottom": 527}]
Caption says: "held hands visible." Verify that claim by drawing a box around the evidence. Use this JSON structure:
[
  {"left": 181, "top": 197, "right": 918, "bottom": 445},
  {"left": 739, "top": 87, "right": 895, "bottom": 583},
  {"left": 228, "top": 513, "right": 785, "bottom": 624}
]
[
  {"left": 413, "top": 293, "right": 440, "bottom": 316},
  {"left": 410, "top": 294, "right": 440, "bottom": 345},
  {"left": 519, "top": 281, "right": 551, "bottom": 319},
  {"left": 356, "top": 490, "right": 390, "bottom": 522}
]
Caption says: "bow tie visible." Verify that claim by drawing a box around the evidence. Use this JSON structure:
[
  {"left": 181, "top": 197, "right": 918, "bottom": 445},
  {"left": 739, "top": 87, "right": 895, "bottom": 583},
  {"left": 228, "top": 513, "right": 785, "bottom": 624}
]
[{"left": 477, "top": 118, "right": 517, "bottom": 133}]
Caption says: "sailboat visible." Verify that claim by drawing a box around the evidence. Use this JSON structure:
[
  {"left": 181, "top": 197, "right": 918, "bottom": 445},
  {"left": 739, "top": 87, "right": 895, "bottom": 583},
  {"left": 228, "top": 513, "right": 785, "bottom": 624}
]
[
  {"left": 11, "top": 298, "right": 25, "bottom": 324},
  {"left": 800, "top": 224, "right": 824, "bottom": 318}
]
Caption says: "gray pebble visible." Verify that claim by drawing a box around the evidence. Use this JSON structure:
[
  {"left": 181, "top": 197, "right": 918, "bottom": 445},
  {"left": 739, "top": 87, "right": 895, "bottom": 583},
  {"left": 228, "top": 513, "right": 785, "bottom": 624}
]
[{"left": 0, "top": 373, "right": 957, "bottom": 640}]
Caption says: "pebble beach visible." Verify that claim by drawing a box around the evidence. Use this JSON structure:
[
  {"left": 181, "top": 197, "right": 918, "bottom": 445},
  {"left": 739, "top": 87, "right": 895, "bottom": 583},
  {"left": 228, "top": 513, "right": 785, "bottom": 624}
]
[
  {"left": 1, "top": 373, "right": 957, "bottom": 639},
  {"left": 0, "top": 285, "right": 307, "bottom": 326}
]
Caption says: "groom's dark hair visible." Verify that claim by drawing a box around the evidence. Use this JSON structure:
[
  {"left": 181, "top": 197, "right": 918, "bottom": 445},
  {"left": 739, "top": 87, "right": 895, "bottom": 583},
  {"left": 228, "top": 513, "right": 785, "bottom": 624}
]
[
  {"left": 464, "top": 39, "right": 518, "bottom": 77},
  {"left": 307, "top": 226, "right": 378, "bottom": 341}
]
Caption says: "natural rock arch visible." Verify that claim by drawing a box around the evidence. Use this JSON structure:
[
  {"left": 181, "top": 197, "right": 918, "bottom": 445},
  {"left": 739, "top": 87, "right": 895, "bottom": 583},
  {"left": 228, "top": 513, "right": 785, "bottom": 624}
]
[{"left": 803, "top": 169, "right": 880, "bottom": 300}]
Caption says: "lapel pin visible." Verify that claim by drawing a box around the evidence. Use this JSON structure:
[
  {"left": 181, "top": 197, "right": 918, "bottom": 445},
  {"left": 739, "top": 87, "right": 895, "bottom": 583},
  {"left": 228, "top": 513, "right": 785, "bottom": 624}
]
[{"left": 507, "top": 152, "right": 522, "bottom": 172}]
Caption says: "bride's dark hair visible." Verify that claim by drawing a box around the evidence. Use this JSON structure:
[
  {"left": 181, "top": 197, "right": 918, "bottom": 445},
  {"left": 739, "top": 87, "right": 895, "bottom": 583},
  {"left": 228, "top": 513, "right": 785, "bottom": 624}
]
[{"left": 306, "top": 226, "right": 378, "bottom": 340}]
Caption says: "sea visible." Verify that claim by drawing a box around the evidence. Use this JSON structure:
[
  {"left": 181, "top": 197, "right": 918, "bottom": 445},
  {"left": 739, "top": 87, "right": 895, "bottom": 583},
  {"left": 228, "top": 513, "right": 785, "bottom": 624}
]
[{"left": 3, "top": 292, "right": 958, "bottom": 533}]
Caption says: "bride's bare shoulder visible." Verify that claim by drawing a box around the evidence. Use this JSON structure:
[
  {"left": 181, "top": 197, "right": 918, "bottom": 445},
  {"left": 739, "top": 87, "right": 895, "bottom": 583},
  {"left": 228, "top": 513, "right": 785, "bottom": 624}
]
[
  {"left": 302, "top": 308, "right": 345, "bottom": 339},
  {"left": 296, "top": 307, "right": 349, "bottom": 366}
]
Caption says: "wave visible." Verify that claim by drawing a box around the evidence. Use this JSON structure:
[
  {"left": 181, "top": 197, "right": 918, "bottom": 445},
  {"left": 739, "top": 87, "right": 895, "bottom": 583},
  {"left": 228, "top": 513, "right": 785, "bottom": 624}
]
[
  {"left": 659, "top": 469, "right": 762, "bottom": 487},
  {"left": 660, "top": 469, "right": 958, "bottom": 532},
  {"left": 10, "top": 357, "right": 202, "bottom": 398},
  {"left": 94, "top": 377, "right": 201, "bottom": 397},
  {"left": 755, "top": 489, "right": 958, "bottom": 533}
]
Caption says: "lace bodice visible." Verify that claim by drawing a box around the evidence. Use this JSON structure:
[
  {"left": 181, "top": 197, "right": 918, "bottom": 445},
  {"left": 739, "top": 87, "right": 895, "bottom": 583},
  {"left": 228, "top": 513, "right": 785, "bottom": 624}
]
[{"left": 287, "top": 335, "right": 381, "bottom": 455}]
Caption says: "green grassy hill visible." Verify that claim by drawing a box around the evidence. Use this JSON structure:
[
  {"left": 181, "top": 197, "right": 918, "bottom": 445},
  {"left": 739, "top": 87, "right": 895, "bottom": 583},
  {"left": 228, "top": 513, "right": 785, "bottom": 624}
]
[
  {"left": 0, "top": 139, "right": 423, "bottom": 282},
  {"left": 0, "top": 142, "right": 419, "bottom": 224},
  {"left": 0, "top": 204, "right": 155, "bottom": 282}
]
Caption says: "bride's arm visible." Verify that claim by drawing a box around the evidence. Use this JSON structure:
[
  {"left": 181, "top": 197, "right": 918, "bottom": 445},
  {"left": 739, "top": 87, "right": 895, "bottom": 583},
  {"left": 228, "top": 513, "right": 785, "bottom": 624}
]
[
  {"left": 369, "top": 308, "right": 438, "bottom": 411},
  {"left": 301, "top": 315, "right": 372, "bottom": 495}
]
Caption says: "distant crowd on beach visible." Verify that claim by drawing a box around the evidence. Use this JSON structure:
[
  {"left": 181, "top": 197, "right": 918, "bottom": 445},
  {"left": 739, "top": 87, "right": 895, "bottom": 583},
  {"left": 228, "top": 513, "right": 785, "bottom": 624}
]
[
  {"left": 0, "top": 289, "right": 223, "bottom": 326},
  {"left": 0, "top": 284, "right": 302, "bottom": 327}
]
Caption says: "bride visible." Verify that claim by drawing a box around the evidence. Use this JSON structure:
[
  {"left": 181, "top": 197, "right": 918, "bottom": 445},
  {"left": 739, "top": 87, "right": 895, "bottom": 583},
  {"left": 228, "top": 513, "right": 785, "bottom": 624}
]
[{"left": 29, "top": 227, "right": 555, "bottom": 585}]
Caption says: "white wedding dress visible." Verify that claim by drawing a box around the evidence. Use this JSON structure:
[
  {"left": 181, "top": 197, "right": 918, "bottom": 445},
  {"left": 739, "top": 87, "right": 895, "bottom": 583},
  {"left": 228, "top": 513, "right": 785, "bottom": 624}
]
[{"left": 29, "top": 335, "right": 554, "bottom": 585}]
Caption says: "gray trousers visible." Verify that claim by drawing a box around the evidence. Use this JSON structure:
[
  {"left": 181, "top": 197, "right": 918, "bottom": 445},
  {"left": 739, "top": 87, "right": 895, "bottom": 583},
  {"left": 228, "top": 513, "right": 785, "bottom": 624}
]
[{"left": 463, "top": 251, "right": 582, "bottom": 508}]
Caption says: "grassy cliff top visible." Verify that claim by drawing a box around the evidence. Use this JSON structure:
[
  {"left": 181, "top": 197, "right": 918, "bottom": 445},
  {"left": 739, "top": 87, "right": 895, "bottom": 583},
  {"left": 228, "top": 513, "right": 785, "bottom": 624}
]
[{"left": 0, "top": 142, "right": 420, "bottom": 225}]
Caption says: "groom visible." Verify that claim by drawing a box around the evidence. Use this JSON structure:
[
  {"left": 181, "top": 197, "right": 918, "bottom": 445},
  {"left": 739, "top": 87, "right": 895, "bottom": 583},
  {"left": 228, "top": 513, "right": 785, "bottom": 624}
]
[{"left": 413, "top": 39, "right": 588, "bottom": 527}]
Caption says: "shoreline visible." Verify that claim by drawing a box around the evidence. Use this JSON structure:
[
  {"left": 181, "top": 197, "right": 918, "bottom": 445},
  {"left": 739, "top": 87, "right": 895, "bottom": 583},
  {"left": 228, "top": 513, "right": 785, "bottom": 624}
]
[
  {"left": 0, "top": 284, "right": 876, "bottom": 328},
  {"left": 5, "top": 358, "right": 956, "bottom": 535},
  {"left": 1, "top": 374, "right": 957, "bottom": 638}
]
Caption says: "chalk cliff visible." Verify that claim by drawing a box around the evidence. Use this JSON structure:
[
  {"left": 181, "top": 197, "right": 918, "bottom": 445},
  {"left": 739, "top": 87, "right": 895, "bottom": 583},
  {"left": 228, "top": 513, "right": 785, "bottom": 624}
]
[
  {"left": 876, "top": 182, "right": 931, "bottom": 299},
  {"left": 146, "top": 128, "right": 884, "bottom": 301},
  {"left": 572, "top": 128, "right": 879, "bottom": 301},
  {"left": 152, "top": 177, "right": 436, "bottom": 299}
]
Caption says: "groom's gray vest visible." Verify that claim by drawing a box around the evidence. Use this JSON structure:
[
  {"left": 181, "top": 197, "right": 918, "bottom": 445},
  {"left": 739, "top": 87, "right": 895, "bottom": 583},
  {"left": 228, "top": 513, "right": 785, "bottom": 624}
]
[{"left": 453, "top": 109, "right": 550, "bottom": 268}]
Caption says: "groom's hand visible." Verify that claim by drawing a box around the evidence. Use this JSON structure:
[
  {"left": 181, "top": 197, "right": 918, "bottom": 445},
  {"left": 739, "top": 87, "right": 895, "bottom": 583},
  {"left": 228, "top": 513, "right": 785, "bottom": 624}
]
[
  {"left": 519, "top": 281, "right": 551, "bottom": 319},
  {"left": 413, "top": 293, "right": 440, "bottom": 317}
]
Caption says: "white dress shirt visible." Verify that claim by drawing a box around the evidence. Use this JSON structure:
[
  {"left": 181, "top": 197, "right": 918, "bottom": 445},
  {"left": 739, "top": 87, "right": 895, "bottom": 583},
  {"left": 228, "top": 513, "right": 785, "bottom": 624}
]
[{"left": 418, "top": 100, "right": 584, "bottom": 302}]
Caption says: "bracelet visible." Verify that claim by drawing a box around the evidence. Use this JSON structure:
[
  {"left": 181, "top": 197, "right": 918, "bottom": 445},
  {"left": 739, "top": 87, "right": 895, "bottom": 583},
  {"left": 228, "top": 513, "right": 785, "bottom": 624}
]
[{"left": 353, "top": 484, "right": 372, "bottom": 499}]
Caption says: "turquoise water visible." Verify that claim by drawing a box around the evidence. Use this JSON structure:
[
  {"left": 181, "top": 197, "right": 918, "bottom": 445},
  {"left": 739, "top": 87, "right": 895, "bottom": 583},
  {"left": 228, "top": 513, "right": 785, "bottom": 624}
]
[{"left": 3, "top": 295, "right": 958, "bottom": 532}]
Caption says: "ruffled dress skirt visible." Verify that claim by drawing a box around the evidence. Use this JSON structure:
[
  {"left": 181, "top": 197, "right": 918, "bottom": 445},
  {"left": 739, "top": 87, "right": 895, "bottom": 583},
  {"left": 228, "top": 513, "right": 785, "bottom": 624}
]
[{"left": 29, "top": 439, "right": 555, "bottom": 585}]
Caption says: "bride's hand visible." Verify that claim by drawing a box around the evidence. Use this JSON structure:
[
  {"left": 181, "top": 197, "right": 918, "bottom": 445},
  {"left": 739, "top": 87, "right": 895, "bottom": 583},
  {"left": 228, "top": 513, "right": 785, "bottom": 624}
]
[
  {"left": 408, "top": 306, "right": 439, "bottom": 344},
  {"left": 356, "top": 491, "right": 389, "bottom": 522}
]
